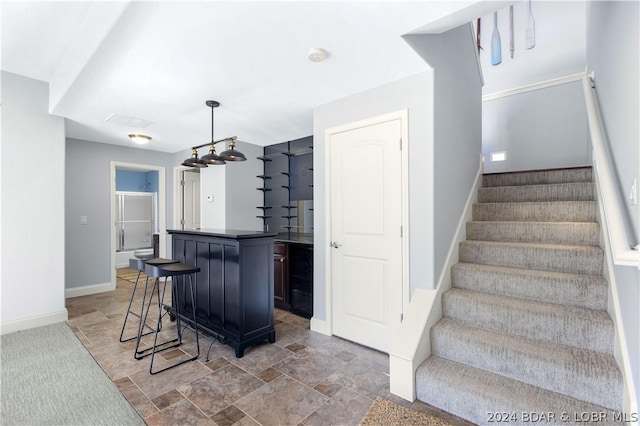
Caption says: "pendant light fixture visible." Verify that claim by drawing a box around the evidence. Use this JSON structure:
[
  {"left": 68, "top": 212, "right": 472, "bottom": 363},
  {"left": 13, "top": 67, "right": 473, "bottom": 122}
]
[
  {"left": 181, "top": 100, "right": 246, "bottom": 168},
  {"left": 199, "top": 101, "right": 226, "bottom": 165}
]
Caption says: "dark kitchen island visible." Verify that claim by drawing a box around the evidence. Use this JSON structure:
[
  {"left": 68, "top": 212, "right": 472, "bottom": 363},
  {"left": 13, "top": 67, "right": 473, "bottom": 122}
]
[{"left": 167, "top": 228, "right": 277, "bottom": 358}]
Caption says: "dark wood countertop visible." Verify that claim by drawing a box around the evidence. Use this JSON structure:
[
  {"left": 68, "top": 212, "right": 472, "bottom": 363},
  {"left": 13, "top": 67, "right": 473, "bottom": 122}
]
[
  {"left": 167, "top": 228, "right": 277, "bottom": 239},
  {"left": 274, "top": 232, "right": 314, "bottom": 245}
]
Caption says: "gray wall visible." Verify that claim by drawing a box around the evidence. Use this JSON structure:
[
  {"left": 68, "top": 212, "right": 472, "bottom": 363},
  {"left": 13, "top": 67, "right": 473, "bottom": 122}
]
[
  {"left": 587, "top": 1, "right": 639, "bottom": 239},
  {"left": 1, "top": 71, "right": 67, "bottom": 324},
  {"left": 482, "top": 81, "right": 590, "bottom": 173},
  {"left": 65, "top": 138, "right": 175, "bottom": 288},
  {"left": 404, "top": 24, "right": 483, "bottom": 284},
  {"left": 478, "top": 1, "right": 587, "bottom": 95},
  {"left": 186, "top": 141, "right": 262, "bottom": 231},
  {"left": 587, "top": 0, "right": 640, "bottom": 403},
  {"left": 313, "top": 71, "right": 434, "bottom": 322},
  {"left": 225, "top": 141, "right": 263, "bottom": 231}
]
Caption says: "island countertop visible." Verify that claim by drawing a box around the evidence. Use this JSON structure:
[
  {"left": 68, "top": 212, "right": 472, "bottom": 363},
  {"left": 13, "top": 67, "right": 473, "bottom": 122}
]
[{"left": 167, "top": 228, "right": 276, "bottom": 239}]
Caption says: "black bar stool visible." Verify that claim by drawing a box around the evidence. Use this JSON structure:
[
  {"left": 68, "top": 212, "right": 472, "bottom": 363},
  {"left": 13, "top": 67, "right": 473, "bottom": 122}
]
[
  {"left": 119, "top": 256, "right": 178, "bottom": 344},
  {"left": 138, "top": 262, "right": 201, "bottom": 374}
]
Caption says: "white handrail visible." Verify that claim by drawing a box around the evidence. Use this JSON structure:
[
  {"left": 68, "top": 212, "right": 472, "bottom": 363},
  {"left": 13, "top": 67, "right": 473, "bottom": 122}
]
[{"left": 582, "top": 75, "right": 639, "bottom": 267}]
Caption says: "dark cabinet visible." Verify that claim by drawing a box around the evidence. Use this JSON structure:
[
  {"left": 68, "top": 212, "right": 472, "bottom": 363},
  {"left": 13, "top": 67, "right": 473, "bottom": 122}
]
[
  {"left": 273, "top": 243, "right": 290, "bottom": 309},
  {"left": 274, "top": 240, "right": 313, "bottom": 319},
  {"left": 168, "top": 229, "right": 276, "bottom": 358},
  {"left": 289, "top": 244, "right": 313, "bottom": 318}
]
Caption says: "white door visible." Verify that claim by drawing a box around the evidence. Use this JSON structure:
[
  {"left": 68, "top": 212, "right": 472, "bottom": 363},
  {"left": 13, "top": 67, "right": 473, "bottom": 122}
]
[
  {"left": 182, "top": 170, "right": 201, "bottom": 229},
  {"left": 329, "top": 114, "right": 405, "bottom": 353}
]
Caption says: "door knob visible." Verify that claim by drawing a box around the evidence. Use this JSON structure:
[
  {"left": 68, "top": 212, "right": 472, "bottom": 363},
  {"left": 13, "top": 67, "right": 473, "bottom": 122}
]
[{"left": 330, "top": 241, "right": 342, "bottom": 248}]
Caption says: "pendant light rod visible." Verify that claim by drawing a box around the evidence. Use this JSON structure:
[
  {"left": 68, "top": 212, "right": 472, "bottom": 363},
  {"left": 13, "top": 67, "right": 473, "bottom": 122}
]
[{"left": 190, "top": 136, "right": 238, "bottom": 151}]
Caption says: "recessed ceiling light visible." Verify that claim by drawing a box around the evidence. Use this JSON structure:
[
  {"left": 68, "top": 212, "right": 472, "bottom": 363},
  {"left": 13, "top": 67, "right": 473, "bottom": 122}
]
[
  {"left": 308, "top": 48, "right": 328, "bottom": 62},
  {"left": 128, "top": 134, "right": 152, "bottom": 145},
  {"left": 106, "top": 113, "right": 153, "bottom": 128}
]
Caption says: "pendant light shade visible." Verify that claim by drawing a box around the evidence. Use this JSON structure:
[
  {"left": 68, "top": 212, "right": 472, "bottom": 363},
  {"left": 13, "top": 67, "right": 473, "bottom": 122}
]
[
  {"left": 200, "top": 143, "right": 226, "bottom": 165},
  {"left": 182, "top": 148, "right": 207, "bottom": 168},
  {"left": 180, "top": 100, "right": 245, "bottom": 167},
  {"left": 219, "top": 139, "right": 247, "bottom": 161}
]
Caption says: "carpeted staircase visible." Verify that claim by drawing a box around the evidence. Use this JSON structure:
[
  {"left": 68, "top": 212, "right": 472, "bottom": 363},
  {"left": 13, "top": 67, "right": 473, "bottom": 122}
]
[{"left": 416, "top": 167, "right": 624, "bottom": 424}]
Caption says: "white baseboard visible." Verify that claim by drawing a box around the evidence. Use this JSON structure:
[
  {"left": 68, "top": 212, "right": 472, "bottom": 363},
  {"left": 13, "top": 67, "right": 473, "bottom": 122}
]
[
  {"left": 1, "top": 309, "right": 69, "bottom": 335},
  {"left": 65, "top": 282, "right": 115, "bottom": 299},
  {"left": 310, "top": 316, "right": 331, "bottom": 336}
]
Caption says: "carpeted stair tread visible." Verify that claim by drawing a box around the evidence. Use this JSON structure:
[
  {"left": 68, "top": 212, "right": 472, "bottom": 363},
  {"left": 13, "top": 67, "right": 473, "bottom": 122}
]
[
  {"left": 466, "top": 221, "right": 599, "bottom": 246},
  {"left": 451, "top": 262, "right": 608, "bottom": 310},
  {"left": 459, "top": 240, "right": 603, "bottom": 275},
  {"left": 415, "top": 357, "right": 622, "bottom": 425},
  {"left": 478, "top": 182, "right": 594, "bottom": 203},
  {"left": 416, "top": 166, "right": 622, "bottom": 415},
  {"left": 431, "top": 318, "right": 622, "bottom": 410},
  {"left": 472, "top": 201, "right": 596, "bottom": 222},
  {"left": 483, "top": 167, "right": 593, "bottom": 188},
  {"left": 442, "top": 288, "right": 614, "bottom": 353}
]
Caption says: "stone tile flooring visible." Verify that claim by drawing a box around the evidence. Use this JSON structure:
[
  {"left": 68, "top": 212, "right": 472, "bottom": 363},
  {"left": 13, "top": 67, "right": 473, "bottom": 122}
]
[{"left": 66, "top": 275, "right": 470, "bottom": 426}]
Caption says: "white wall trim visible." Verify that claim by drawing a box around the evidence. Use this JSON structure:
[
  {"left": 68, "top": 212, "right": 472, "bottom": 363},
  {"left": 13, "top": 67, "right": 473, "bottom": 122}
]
[
  {"left": 389, "top": 157, "right": 482, "bottom": 401},
  {"left": 65, "top": 282, "right": 115, "bottom": 299},
  {"left": 595, "top": 164, "right": 638, "bottom": 417},
  {"left": 110, "top": 161, "right": 167, "bottom": 291},
  {"left": 320, "top": 109, "right": 410, "bottom": 342},
  {"left": 482, "top": 72, "right": 585, "bottom": 102},
  {"left": 467, "top": 22, "right": 484, "bottom": 88},
  {"left": 1, "top": 310, "right": 69, "bottom": 336},
  {"left": 583, "top": 76, "right": 639, "bottom": 267},
  {"left": 309, "top": 317, "right": 332, "bottom": 336}
]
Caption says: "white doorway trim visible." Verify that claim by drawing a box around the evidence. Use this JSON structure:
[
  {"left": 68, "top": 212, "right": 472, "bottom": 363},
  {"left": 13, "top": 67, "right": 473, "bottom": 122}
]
[
  {"left": 323, "top": 109, "right": 410, "bottom": 339},
  {"left": 110, "top": 161, "right": 166, "bottom": 289},
  {"left": 173, "top": 165, "right": 202, "bottom": 229}
]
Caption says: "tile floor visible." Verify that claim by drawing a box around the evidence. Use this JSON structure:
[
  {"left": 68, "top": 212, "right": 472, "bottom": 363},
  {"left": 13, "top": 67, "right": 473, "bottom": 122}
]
[{"left": 66, "top": 274, "right": 471, "bottom": 426}]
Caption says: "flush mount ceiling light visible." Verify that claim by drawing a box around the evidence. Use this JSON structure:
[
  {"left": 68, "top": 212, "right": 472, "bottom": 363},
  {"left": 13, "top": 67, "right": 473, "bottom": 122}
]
[
  {"left": 308, "top": 48, "right": 328, "bottom": 62},
  {"left": 128, "top": 134, "right": 152, "bottom": 145},
  {"left": 181, "top": 100, "right": 247, "bottom": 168}
]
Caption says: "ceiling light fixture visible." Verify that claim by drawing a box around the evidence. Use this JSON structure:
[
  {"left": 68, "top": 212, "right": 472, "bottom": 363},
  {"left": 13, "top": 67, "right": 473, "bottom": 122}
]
[
  {"left": 308, "top": 48, "right": 328, "bottom": 62},
  {"left": 128, "top": 134, "right": 152, "bottom": 145},
  {"left": 181, "top": 100, "right": 247, "bottom": 168}
]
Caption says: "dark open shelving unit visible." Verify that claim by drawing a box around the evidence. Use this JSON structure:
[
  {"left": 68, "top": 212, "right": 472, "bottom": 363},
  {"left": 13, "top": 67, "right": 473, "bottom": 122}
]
[{"left": 256, "top": 136, "right": 313, "bottom": 233}]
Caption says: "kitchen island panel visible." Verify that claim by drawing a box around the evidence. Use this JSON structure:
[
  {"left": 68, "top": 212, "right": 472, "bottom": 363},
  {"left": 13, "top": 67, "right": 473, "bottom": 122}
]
[{"left": 168, "top": 229, "right": 275, "bottom": 357}]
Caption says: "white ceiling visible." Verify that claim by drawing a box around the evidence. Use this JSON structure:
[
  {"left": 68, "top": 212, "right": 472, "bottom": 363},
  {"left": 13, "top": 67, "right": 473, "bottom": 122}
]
[{"left": 1, "top": 0, "right": 503, "bottom": 153}]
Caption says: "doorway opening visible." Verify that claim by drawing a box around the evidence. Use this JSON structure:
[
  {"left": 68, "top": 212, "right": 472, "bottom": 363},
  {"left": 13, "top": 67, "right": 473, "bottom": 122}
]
[{"left": 110, "top": 161, "right": 166, "bottom": 288}]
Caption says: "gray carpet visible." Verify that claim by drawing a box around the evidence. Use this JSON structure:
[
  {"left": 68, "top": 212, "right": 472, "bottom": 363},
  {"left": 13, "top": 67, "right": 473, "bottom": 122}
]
[
  {"left": 416, "top": 167, "right": 624, "bottom": 424},
  {"left": 1, "top": 322, "right": 144, "bottom": 426}
]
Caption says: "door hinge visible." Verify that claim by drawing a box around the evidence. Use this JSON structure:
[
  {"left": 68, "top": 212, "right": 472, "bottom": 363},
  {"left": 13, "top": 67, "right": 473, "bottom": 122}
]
[
  {"left": 180, "top": 180, "right": 185, "bottom": 186},
  {"left": 180, "top": 219, "right": 185, "bottom": 225},
  {"left": 399, "top": 138, "right": 402, "bottom": 150},
  {"left": 401, "top": 313, "right": 404, "bottom": 321},
  {"left": 400, "top": 226, "right": 403, "bottom": 237}
]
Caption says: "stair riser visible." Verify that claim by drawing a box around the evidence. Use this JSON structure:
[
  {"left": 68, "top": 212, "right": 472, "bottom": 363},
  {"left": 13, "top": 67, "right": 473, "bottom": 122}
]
[
  {"left": 431, "top": 323, "right": 622, "bottom": 409},
  {"left": 416, "top": 357, "right": 622, "bottom": 425},
  {"left": 483, "top": 168, "right": 593, "bottom": 188},
  {"left": 442, "top": 291, "right": 614, "bottom": 353},
  {"left": 466, "top": 221, "right": 600, "bottom": 246},
  {"left": 451, "top": 264, "right": 608, "bottom": 311},
  {"left": 459, "top": 241, "right": 603, "bottom": 275},
  {"left": 478, "top": 182, "right": 594, "bottom": 203},
  {"left": 473, "top": 202, "right": 597, "bottom": 222}
]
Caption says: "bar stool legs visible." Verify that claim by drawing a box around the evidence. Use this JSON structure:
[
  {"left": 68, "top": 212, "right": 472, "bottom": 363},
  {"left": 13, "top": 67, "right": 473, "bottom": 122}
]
[
  {"left": 137, "top": 263, "right": 201, "bottom": 374},
  {"left": 120, "top": 257, "right": 178, "bottom": 345}
]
